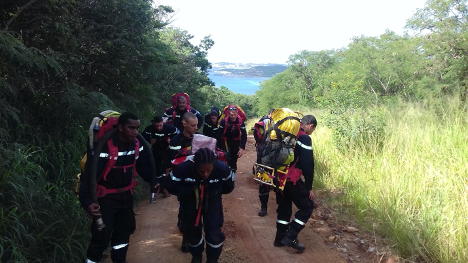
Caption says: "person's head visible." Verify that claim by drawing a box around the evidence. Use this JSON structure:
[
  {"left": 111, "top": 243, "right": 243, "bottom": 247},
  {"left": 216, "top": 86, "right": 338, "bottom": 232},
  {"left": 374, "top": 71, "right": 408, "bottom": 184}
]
[
  {"left": 118, "top": 112, "right": 140, "bottom": 143},
  {"left": 209, "top": 111, "right": 218, "bottom": 125},
  {"left": 194, "top": 147, "right": 216, "bottom": 180},
  {"left": 177, "top": 96, "right": 188, "bottom": 111},
  {"left": 210, "top": 107, "right": 219, "bottom": 115},
  {"left": 151, "top": 116, "right": 164, "bottom": 131},
  {"left": 182, "top": 112, "right": 198, "bottom": 135},
  {"left": 267, "top": 108, "right": 275, "bottom": 118},
  {"left": 228, "top": 106, "right": 238, "bottom": 122},
  {"left": 301, "top": 115, "right": 317, "bottom": 135}
]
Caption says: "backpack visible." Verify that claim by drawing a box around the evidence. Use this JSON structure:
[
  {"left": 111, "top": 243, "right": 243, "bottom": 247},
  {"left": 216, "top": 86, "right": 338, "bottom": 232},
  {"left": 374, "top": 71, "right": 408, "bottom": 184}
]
[
  {"left": 75, "top": 110, "right": 141, "bottom": 198},
  {"left": 253, "top": 119, "right": 271, "bottom": 145},
  {"left": 168, "top": 93, "right": 191, "bottom": 124},
  {"left": 218, "top": 104, "right": 247, "bottom": 124},
  {"left": 219, "top": 105, "right": 247, "bottom": 141},
  {"left": 253, "top": 108, "right": 301, "bottom": 191},
  {"left": 171, "top": 134, "right": 229, "bottom": 166}
]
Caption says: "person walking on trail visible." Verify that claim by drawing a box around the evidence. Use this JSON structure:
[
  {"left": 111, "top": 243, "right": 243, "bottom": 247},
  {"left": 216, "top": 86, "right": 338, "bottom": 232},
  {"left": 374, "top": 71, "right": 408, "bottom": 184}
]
[
  {"left": 163, "top": 95, "right": 203, "bottom": 132},
  {"left": 165, "top": 147, "right": 235, "bottom": 263},
  {"left": 256, "top": 109, "right": 275, "bottom": 217},
  {"left": 217, "top": 106, "right": 247, "bottom": 172},
  {"left": 142, "top": 116, "right": 179, "bottom": 198},
  {"left": 79, "top": 112, "right": 158, "bottom": 263},
  {"left": 203, "top": 110, "right": 219, "bottom": 139},
  {"left": 274, "top": 114, "right": 317, "bottom": 252},
  {"left": 164, "top": 112, "right": 200, "bottom": 253}
]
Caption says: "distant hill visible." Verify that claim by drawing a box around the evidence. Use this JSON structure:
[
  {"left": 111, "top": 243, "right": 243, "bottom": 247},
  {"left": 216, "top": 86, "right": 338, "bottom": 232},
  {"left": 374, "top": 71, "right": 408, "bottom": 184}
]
[{"left": 210, "top": 63, "right": 287, "bottom": 77}]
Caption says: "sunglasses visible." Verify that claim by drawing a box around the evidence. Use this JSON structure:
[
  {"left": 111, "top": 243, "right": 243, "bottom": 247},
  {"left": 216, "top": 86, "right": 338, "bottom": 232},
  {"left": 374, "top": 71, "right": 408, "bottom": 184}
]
[{"left": 229, "top": 107, "right": 237, "bottom": 110}]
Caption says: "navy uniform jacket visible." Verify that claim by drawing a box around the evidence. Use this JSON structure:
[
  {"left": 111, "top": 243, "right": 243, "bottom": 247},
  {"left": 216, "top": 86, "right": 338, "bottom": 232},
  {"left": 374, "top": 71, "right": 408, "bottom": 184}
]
[
  {"left": 292, "top": 129, "right": 314, "bottom": 190},
  {"left": 217, "top": 118, "right": 247, "bottom": 149},
  {"left": 142, "top": 123, "right": 179, "bottom": 154},
  {"left": 163, "top": 107, "right": 203, "bottom": 132},
  {"left": 164, "top": 131, "right": 201, "bottom": 170},
  {"left": 79, "top": 136, "right": 156, "bottom": 210},
  {"left": 203, "top": 118, "right": 219, "bottom": 139},
  {"left": 165, "top": 160, "right": 234, "bottom": 205}
]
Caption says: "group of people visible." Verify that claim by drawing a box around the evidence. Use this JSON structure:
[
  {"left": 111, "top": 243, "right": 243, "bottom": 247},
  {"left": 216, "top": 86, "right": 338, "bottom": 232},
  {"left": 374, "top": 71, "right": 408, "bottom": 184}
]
[{"left": 78, "top": 93, "right": 318, "bottom": 263}]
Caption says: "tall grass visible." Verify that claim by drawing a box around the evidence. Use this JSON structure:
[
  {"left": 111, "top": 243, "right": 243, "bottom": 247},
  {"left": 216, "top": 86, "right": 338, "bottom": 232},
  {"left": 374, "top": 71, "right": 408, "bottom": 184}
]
[
  {"left": 313, "top": 97, "right": 468, "bottom": 262},
  {"left": 0, "top": 120, "right": 92, "bottom": 262}
]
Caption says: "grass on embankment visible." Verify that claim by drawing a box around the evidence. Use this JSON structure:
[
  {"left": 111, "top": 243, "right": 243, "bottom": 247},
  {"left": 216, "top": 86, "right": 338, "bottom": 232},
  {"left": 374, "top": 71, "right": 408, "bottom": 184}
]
[
  {"left": 312, "top": 99, "right": 468, "bottom": 263},
  {"left": 248, "top": 100, "right": 467, "bottom": 262}
]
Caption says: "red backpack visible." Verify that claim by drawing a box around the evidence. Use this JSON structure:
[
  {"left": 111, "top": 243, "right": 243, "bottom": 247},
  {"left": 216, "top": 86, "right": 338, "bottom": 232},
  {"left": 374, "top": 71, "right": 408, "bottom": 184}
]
[
  {"left": 76, "top": 110, "right": 141, "bottom": 198},
  {"left": 171, "top": 134, "right": 229, "bottom": 166}
]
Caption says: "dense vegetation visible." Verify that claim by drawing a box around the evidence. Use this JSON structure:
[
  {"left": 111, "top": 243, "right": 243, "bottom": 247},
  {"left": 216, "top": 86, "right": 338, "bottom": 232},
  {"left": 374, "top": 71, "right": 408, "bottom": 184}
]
[
  {"left": 1, "top": 0, "right": 467, "bottom": 262},
  {"left": 0, "top": 0, "right": 250, "bottom": 261},
  {"left": 254, "top": 0, "right": 467, "bottom": 262}
]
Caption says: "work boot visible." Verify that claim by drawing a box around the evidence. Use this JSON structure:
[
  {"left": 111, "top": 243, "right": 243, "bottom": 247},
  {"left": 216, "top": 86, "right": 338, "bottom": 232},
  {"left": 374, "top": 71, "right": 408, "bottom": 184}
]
[
  {"left": 191, "top": 255, "right": 202, "bottom": 263},
  {"left": 181, "top": 234, "right": 190, "bottom": 253},
  {"left": 273, "top": 229, "right": 286, "bottom": 247},
  {"left": 258, "top": 207, "right": 267, "bottom": 217},
  {"left": 281, "top": 229, "right": 305, "bottom": 252}
]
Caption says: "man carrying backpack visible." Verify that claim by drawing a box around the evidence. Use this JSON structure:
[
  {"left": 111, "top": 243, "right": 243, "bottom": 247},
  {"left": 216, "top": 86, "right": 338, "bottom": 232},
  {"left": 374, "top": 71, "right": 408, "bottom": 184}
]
[
  {"left": 203, "top": 110, "right": 219, "bottom": 139},
  {"left": 217, "top": 106, "right": 247, "bottom": 172},
  {"left": 142, "top": 116, "right": 179, "bottom": 198},
  {"left": 274, "top": 114, "right": 317, "bottom": 252},
  {"left": 165, "top": 147, "right": 235, "bottom": 263},
  {"left": 164, "top": 112, "right": 201, "bottom": 253},
  {"left": 79, "top": 112, "right": 158, "bottom": 263},
  {"left": 256, "top": 109, "right": 275, "bottom": 217},
  {"left": 163, "top": 94, "right": 203, "bottom": 132}
]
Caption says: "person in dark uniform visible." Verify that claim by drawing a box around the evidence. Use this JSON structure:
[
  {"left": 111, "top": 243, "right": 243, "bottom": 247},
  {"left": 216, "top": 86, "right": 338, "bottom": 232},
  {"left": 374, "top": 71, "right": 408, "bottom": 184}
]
[
  {"left": 142, "top": 116, "right": 179, "bottom": 197},
  {"left": 274, "top": 114, "right": 317, "bottom": 252},
  {"left": 165, "top": 147, "right": 235, "bottom": 263},
  {"left": 217, "top": 106, "right": 247, "bottom": 172},
  {"left": 164, "top": 112, "right": 200, "bottom": 253},
  {"left": 256, "top": 109, "right": 275, "bottom": 217},
  {"left": 79, "top": 112, "right": 157, "bottom": 263},
  {"left": 163, "top": 95, "right": 203, "bottom": 132},
  {"left": 203, "top": 110, "right": 219, "bottom": 139}
]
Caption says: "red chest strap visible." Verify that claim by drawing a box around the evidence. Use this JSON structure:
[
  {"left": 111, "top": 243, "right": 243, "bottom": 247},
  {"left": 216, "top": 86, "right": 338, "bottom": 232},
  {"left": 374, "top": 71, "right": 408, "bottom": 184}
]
[
  {"left": 222, "top": 116, "right": 241, "bottom": 141},
  {"left": 100, "top": 139, "right": 140, "bottom": 180}
]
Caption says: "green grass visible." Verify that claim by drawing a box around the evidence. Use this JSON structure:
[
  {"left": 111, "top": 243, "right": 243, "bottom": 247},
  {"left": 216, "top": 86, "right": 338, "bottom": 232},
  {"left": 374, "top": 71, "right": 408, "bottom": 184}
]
[{"left": 310, "top": 97, "right": 468, "bottom": 262}]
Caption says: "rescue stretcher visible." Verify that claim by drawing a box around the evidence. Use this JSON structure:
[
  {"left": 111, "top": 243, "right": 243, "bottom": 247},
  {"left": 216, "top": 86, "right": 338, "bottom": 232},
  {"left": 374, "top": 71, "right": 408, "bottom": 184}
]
[{"left": 253, "top": 163, "right": 288, "bottom": 191}]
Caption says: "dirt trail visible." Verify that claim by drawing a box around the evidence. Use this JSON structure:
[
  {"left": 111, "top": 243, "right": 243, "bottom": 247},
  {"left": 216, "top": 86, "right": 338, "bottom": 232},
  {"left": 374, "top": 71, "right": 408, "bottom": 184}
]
[{"left": 122, "top": 136, "right": 387, "bottom": 263}]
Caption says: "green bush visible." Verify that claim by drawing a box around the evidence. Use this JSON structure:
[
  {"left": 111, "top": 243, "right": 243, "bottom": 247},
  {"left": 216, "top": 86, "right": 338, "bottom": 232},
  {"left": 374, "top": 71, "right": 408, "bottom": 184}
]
[{"left": 324, "top": 107, "right": 387, "bottom": 152}]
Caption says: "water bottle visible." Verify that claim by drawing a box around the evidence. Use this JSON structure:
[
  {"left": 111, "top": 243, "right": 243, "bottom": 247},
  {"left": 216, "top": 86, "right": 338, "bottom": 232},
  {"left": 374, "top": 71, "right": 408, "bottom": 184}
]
[{"left": 95, "top": 217, "right": 105, "bottom": 231}]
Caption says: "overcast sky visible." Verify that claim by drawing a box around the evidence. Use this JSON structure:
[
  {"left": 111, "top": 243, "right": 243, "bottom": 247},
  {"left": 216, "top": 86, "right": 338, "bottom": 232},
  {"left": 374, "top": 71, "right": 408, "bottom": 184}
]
[{"left": 156, "top": 0, "right": 428, "bottom": 64}]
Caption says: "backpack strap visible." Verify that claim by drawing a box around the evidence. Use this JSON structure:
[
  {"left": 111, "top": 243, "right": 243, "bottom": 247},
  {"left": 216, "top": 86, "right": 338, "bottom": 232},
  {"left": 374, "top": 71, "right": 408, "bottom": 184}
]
[
  {"left": 97, "top": 138, "right": 140, "bottom": 198},
  {"left": 172, "top": 106, "right": 192, "bottom": 123},
  {"left": 221, "top": 116, "right": 242, "bottom": 141}
]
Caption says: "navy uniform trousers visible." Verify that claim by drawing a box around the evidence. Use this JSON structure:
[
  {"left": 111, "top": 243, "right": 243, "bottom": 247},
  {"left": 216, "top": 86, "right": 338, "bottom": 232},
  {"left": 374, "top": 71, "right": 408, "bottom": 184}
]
[{"left": 276, "top": 179, "right": 314, "bottom": 233}]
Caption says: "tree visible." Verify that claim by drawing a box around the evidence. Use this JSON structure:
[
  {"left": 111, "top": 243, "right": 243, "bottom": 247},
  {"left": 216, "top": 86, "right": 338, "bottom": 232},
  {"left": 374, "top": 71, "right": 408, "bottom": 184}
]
[{"left": 407, "top": 0, "right": 468, "bottom": 99}]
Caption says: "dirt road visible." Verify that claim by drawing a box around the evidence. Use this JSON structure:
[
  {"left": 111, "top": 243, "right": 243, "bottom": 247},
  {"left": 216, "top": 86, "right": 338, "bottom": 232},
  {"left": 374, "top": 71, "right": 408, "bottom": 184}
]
[{"left": 122, "top": 136, "right": 386, "bottom": 263}]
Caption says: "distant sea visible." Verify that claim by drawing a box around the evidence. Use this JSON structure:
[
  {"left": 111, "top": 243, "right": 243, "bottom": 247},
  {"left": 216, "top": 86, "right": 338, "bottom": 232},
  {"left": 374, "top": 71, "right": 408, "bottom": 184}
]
[{"left": 208, "top": 73, "right": 270, "bottom": 95}]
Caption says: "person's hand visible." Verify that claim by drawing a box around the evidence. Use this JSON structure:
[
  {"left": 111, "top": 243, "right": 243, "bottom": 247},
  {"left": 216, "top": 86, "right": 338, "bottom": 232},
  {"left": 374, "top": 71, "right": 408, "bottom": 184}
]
[
  {"left": 166, "top": 138, "right": 171, "bottom": 144},
  {"left": 87, "top": 203, "right": 101, "bottom": 217},
  {"left": 238, "top": 148, "right": 244, "bottom": 158},
  {"left": 150, "top": 139, "right": 156, "bottom": 145},
  {"left": 152, "top": 183, "right": 161, "bottom": 194},
  {"left": 309, "top": 190, "right": 315, "bottom": 201}
]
